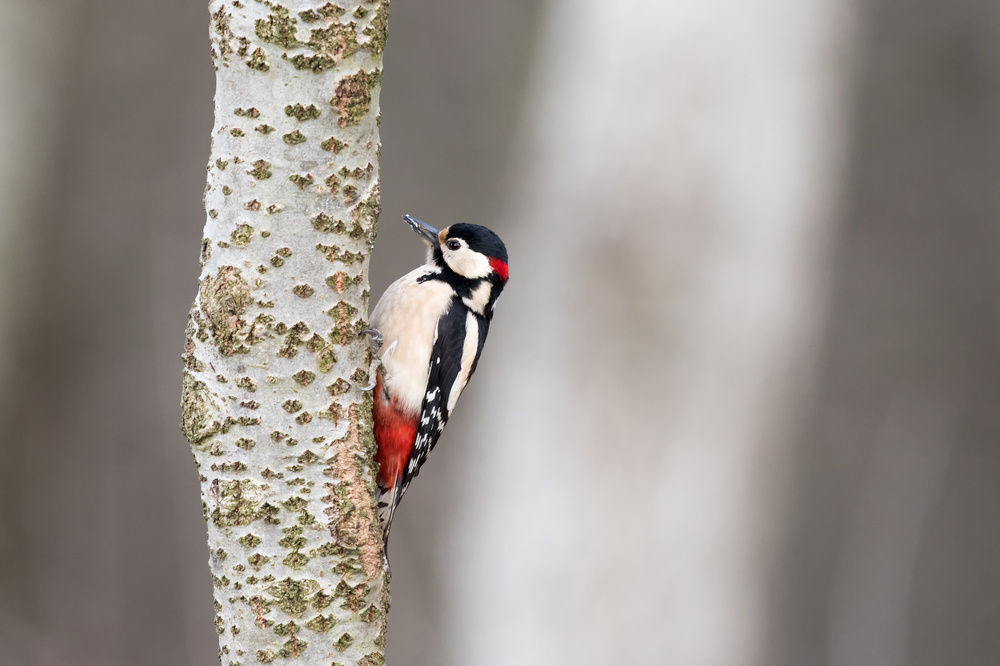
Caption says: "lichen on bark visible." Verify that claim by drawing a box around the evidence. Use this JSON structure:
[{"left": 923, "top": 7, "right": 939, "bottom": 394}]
[{"left": 184, "top": 2, "right": 390, "bottom": 662}]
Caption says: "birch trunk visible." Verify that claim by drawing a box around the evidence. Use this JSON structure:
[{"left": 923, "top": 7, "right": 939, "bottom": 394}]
[{"left": 181, "top": 3, "right": 389, "bottom": 663}]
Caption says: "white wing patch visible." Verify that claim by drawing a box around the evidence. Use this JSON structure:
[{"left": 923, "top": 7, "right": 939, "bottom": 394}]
[{"left": 447, "top": 311, "right": 480, "bottom": 413}]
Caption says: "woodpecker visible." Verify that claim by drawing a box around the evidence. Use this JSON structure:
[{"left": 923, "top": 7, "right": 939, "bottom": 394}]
[{"left": 369, "top": 214, "right": 509, "bottom": 546}]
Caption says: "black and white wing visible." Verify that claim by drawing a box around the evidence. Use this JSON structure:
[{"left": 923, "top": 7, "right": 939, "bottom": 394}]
[{"left": 397, "top": 302, "right": 489, "bottom": 502}]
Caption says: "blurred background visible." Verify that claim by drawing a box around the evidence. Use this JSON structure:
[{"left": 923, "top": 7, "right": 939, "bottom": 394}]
[{"left": 1, "top": 0, "right": 999, "bottom": 664}]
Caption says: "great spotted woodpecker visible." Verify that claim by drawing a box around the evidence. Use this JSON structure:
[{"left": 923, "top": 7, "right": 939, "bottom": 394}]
[{"left": 368, "top": 214, "right": 508, "bottom": 546}]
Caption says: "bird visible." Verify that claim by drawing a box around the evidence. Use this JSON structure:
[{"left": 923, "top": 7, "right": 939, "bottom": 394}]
[{"left": 367, "top": 214, "right": 508, "bottom": 547}]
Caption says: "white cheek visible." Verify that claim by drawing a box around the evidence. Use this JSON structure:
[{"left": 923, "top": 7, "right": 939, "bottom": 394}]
[{"left": 444, "top": 248, "right": 492, "bottom": 279}]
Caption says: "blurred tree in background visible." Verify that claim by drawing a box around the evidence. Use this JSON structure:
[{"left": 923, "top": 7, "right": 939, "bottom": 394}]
[
  {"left": 0, "top": 0, "right": 998, "bottom": 664},
  {"left": 770, "top": 2, "right": 1000, "bottom": 665},
  {"left": 443, "top": 0, "right": 854, "bottom": 662}
]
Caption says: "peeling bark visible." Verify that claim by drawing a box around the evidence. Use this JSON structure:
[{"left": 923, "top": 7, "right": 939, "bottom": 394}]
[{"left": 182, "top": 2, "right": 390, "bottom": 663}]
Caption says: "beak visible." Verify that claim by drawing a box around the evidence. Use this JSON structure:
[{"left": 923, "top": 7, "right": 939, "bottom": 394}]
[{"left": 403, "top": 214, "right": 440, "bottom": 245}]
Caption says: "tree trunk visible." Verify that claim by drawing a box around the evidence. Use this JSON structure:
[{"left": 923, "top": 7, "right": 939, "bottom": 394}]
[{"left": 182, "top": 2, "right": 390, "bottom": 663}]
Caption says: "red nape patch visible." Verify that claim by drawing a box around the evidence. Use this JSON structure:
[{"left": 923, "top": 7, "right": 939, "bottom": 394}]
[
  {"left": 372, "top": 371, "right": 418, "bottom": 489},
  {"left": 489, "top": 257, "right": 509, "bottom": 282}
]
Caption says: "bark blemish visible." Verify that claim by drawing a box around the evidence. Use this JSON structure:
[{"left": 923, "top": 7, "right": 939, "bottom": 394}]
[
  {"left": 267, "top": 577, "right": 321, "bottom": 615},
  {"left": 275, "top": 620, "right": 308, "bottom": 657},
  {"left": 211, "top": 479, "right": 267, "bottom": 527},
  {"left": 353, "top": 183, "right": 380, "bottom": 232},
  {"left": 335, "top": 632, "right": 353, "bottom": 652},
  {"left": 212, "top": 6, "right": 235, "bottom": 59},
  {"left": 247, "top": 47, "right": 270, "bottom": 71},
  {"left": 325, "top": 400, "right": 382, "bottom": 578},
  {"left": 255, "top": 4, "right": 300, "bottom": 48},
  {"left": 248, "top": 159, "right": 273, "bottom": 179},
  {"left": 289, "top": 173, "right": 315, "bottom": 190},
  {"left": 312, "top": 212, "right": 345, "bottom": 233},
  {"left": 283, "top": 129, "right": 307, "bottom": 145},
  {"left": 298, "top": 3, "right": 345, "bottom": 22},
  {"left": 293, "top": 369, "right": 316, "bottom": 386},
  {"left": 236, "top": 376, "right": 258, "bottom": 392},
  {"left": 199, "top": 266, "right": 253, "bottom": 356},
  {"left": 331, "top": 70, "right": 382, "bottom": 127},
  {"left": 362, "top": 1, "right": 389, "bottom": 55},
  {"left": 232, "top": 223, "right": 255, "bottom": 246},
  {"left": 321, "top": 136, "right": 347, "bottom": 152},
  {"left": 285, "top": 103, "right": 322, "bottom": 121},
  {"left": 183, "top": 314, "right": 207, "bottom": 372},
  {"left": 181, "top": 371, "right": 223, "bottom": 444}
]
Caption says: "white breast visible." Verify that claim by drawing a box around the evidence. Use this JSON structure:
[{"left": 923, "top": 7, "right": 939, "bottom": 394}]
[{"left": 370, "top": 266, "right": 454, "bottom": 414}]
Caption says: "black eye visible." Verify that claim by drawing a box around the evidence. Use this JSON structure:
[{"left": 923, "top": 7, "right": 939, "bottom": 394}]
[{"left": 446, "top": 239, "right": 462, "bottom": 251}]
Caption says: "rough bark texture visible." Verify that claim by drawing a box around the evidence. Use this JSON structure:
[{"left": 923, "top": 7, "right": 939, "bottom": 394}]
[{"left": 182, "top": 2, "right": 389, "bottom": 664}]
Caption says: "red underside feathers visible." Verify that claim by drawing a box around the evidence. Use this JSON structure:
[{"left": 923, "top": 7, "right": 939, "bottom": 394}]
[{"left": 372, "top": 370, "right": 418, "bottom": 489}]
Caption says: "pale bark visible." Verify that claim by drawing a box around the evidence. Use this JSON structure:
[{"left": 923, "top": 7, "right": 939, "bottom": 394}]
[{"left": 182, "top": 2, "right": 389, "bottom": 663}]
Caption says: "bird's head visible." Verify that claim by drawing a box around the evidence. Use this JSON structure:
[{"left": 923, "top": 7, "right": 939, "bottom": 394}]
[{"left": 404, "top": 214, "right": 508, "bottom": 285}]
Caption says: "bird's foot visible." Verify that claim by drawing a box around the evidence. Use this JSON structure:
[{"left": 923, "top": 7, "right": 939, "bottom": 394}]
[
  {"left": 358, "top": 328, "right": 385, "bottom": 391},
  {"left": 357, "top": 374, "right": 378, "bottom": 392},
  {"left": 363, "top": 328, "right": 383, "bottom": 352},
  {"left": 357, "top": 328, "right": 385, "bottom": 391}
]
